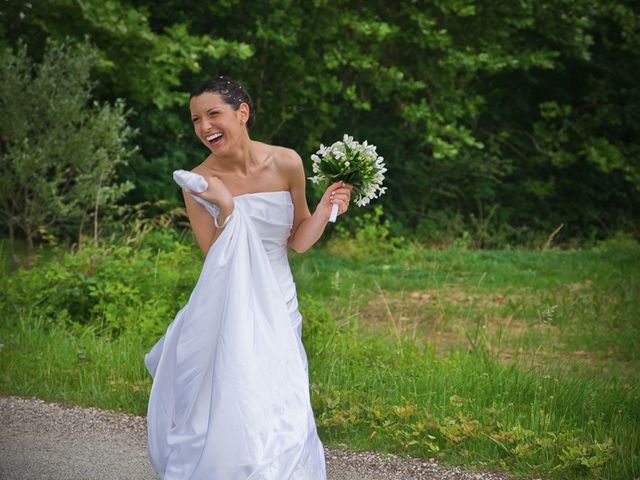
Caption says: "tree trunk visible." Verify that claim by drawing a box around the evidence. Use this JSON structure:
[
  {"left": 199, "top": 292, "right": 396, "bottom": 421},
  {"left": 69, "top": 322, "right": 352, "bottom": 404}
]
[
  {"left": 7, "top": 223, "right": 18, "bottom": 271},
  {"left": 78, "top": 208, "right": 88, "bottom": 248},
  {"left": 93, "top": 170, "right": 106, "bottom": 246}
]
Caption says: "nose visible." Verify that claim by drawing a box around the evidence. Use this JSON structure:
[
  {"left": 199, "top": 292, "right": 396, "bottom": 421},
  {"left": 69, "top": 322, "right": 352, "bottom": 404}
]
[
  {"left": 200, "top": 115, "right": 213, "bottom": 132},
  {"left": 201, "top": 117, "right": 214, "bottom": 131}
]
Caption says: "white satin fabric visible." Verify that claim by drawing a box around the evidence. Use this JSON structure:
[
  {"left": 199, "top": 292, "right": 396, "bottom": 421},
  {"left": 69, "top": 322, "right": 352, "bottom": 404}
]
[{"left": 144, "top": 191, "right": 326, "bottom": 479}]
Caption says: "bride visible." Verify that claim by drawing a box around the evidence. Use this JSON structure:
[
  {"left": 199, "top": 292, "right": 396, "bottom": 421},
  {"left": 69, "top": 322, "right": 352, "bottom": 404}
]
[{"left": 144, "top": 76, "right": 352, "bottom": 479}]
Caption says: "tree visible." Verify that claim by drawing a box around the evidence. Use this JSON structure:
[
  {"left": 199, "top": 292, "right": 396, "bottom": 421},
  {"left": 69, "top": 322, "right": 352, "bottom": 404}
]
[
  {"left": 3, "top": 0, "right": 638, "bottom": 244},
  {"left": 0, "top": 40, "right": 136, "bottom": 257},
  {"left": 0, "top": 0, "right": 254, "bottom": 206}
]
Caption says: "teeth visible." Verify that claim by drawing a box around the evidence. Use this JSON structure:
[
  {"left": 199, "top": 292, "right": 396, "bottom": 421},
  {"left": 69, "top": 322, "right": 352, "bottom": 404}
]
[{"left": 206, "top": 133, "right": 223, "bottom": 142}]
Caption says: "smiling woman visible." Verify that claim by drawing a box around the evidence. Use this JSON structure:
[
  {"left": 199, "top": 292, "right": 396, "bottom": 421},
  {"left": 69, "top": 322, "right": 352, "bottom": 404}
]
[
  {"left": 143, "top": 76, "right": 353, "bottom": 480},
  {"left": 182, "top": 76, "right": 352, "bottom": 255},
  {"left": 189, "top": 77, "right": 255, "bottom": 151}
]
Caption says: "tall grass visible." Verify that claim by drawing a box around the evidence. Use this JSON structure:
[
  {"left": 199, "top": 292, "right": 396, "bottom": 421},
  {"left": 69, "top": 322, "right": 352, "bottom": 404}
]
[
  {"left": 1, "top": 233, "right": 638, "bottom": 479},
  {"left": 0, "top": 317, "right": 150, "bottom": 413},
  {"left": 303, "top": 297, "right": 639, "bottom": 478},
  {"left": 291, "top": 241, "right": 640, "bottom": 381}
]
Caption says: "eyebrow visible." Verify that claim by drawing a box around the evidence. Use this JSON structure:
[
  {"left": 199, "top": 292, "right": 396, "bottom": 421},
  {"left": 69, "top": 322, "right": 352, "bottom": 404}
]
[{"left": 191, "top": 104, "right": 226, "bottom": 118}]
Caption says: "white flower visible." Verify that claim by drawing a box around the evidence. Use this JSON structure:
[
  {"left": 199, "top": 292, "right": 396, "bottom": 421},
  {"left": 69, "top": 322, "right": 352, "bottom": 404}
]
[{"left": 310, "top": 134, "right": 387, "bottom": 208}]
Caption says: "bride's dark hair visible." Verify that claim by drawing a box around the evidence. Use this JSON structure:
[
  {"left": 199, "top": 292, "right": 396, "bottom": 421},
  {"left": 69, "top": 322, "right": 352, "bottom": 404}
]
[{"left": 190, "top": 76, "right": 255, "bottom": 129}]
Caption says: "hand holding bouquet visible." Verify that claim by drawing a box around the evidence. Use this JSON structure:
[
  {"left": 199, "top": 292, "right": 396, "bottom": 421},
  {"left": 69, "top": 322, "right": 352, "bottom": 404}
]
[{"left": 309, "top": 134, "right": 387, "bottom": 222}]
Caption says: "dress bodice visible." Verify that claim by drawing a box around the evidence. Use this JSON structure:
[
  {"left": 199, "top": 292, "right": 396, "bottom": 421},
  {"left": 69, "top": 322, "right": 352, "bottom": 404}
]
[
  {"left": 192, "top": 191, "right": 296, "bottom": 304},
  {"left": 232, "top": 191, "right": 293, "bottom": 259},
  {"left": 191, "top": 190, "right": 291, "bottom": 252}
]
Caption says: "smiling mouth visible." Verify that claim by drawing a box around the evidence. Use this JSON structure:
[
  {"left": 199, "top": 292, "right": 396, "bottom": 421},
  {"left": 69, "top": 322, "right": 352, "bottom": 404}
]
[{"left": 206, "top": 132, "right": 223, "bottom": 146}]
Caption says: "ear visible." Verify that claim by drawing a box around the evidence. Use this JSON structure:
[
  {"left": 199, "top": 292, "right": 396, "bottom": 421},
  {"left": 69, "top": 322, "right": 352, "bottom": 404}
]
[{"left": 239, "top": 102, "right": 250, "bottom": 124}]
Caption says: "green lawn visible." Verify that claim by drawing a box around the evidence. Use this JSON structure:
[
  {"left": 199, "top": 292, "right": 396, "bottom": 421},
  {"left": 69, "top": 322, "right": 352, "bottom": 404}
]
[
  {"left": 1, "top": 237, "right": 638, "bottom": 479},
  {"left": 293, "top": 243, "right": 639, "bottom": 382}
]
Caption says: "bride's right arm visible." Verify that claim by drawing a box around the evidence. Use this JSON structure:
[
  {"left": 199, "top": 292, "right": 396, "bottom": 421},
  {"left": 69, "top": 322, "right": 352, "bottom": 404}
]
[{"left": 182, "top": 191, "right": 220, "bottom": 256}]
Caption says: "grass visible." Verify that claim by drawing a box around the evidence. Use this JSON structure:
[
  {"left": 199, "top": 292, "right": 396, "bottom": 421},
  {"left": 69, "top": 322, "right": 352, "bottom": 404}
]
[
  {"left": 303, "top": 299, "right": 638, "bottom": 479},
  {"left": 0, "top": 318, "right": 149, "bottom": 412},
  {"left": 1, "top": 236, "right": 639, "bottom": 479},
  {"left": 291, "top": 242, "right": 640, "bottom": 382}
]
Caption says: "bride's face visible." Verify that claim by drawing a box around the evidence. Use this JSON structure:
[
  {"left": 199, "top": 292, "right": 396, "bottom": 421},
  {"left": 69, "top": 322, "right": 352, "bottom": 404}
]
[{"left": 189, "top": 92, "right": 248, "bottom": 154}]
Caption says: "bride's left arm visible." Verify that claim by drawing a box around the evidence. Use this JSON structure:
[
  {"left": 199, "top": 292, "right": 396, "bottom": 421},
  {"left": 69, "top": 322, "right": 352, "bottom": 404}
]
[{"left": 286, "top": 151, "right": 351, "bottom": 253}]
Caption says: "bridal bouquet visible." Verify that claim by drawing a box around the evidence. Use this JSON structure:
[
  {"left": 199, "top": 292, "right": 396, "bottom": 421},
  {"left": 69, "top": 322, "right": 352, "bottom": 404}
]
[{"left": 309, "top": 134, "right": 387, "bottom": 222}]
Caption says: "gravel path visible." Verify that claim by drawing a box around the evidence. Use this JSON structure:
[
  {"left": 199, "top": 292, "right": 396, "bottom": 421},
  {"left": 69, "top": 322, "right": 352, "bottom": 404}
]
[{"left": 0, "top": 395, "right": 531, "bottom": 480}]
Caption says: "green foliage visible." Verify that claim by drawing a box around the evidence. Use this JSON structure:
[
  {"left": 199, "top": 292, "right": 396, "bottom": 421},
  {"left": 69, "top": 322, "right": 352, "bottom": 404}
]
[
  {"left": 556, "top": 439, "right": 616, "bottom": 476},
  {"left": 146, "top": 0, "right": 639, "bottom": 242},
  {"left": 330, "top": 205, "right": 405, "bottom": 259},
  {"left": 592, "top": 231, "right": 640, "bottom": 252},
  {"left": 0, "top": 0, "right": 253, "bottom": 205},
  {"left": 0, "top": 315, "right": 151, "bottom": 412},
  {"left": 2, "top": 0, "right": 639, "bottom": 243},
  {"left": 301, "top": 306, "right": 638, "bottom": 479},
  {"left": 1, "top": 238, "right": 199, "bottom": 339},
  {"left": 0, "top": 39, "right": 135, "bottom": 251},
  {"left": 1, "top": 239, "right": 639, "bottom": 478},
  {"left": 302, "top": 245, "right": 640, "bottom": 367},
  {"left": 1, "top": 0, "right": 252, "bottom": 108}
]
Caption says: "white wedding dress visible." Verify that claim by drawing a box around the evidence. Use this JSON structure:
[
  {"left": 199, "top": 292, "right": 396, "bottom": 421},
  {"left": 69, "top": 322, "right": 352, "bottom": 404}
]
[{"left": 144, "top": 188, "right": 327, "bottom": 479}]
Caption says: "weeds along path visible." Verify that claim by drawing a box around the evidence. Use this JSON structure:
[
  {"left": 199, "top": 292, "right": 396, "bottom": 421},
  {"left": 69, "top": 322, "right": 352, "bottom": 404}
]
[{"left": 0, "top": 395, "right": 530, "bottom": 480}]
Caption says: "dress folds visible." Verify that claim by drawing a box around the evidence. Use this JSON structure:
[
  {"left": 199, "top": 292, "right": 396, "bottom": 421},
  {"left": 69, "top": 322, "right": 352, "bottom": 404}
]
[{"left": 144, "top": 191, "right": 326, "bottom": 479}]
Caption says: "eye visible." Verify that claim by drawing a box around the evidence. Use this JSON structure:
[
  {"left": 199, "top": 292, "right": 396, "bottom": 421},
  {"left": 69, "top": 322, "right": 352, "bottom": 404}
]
[
  {"left": 207, "top": 110, "right": 219, "bottom": 117},
  {"left": 191, "top": 117, "right": 200, "bottom": 124}
]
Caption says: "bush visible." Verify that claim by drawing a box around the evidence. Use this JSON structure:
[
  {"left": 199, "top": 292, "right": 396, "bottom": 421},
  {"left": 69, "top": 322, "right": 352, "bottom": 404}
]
[
  {"left": 0, "top": 39, "right": 136, "bottom": 255},
  {"left": 592, "top": 231, "right": 640, "bottom": 252},
  {"left": 328, "top": 205, "right": 405, "bottom": 259},
  {"left": 1, "top": 240, "right": 200, "bottom": 338}
]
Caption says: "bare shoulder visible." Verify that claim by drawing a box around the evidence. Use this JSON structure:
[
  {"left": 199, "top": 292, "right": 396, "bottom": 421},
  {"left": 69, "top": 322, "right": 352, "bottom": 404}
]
[
  {"left": 273, "top": 145, "right": 305, "bottom": 191},
  {"left": 267, "top": 143, "right": 303, "bottom": 174},
  {"left": 190, "top": 157, "right": 213, "bottom": 176},
  {"left": 249, "top": 141, "right": 304, "bottom": 189}
]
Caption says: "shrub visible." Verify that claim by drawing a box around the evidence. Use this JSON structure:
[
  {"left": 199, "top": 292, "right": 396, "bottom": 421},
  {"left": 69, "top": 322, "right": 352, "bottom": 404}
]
[
  {"left": 0, "top": 39, "right": 135, "bottom": 255},
  {"left": 1, "top": 240, "right": 200, "bottom": 338}
]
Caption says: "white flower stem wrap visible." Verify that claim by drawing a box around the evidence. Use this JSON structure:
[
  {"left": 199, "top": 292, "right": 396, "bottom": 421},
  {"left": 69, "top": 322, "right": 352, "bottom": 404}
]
[{"left": 309, "top": 134, "right": 387, "bottom": 223}]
